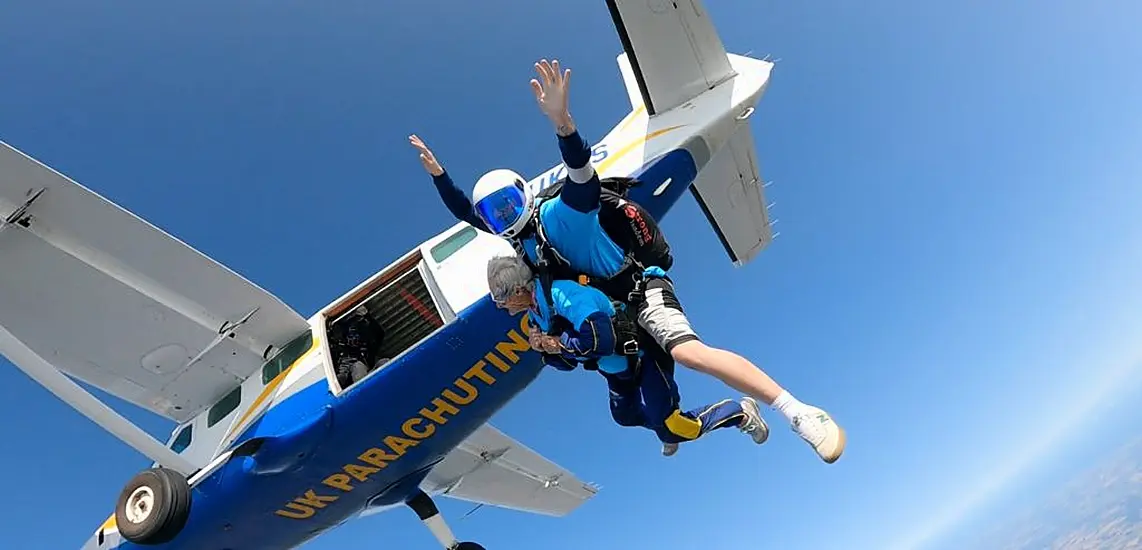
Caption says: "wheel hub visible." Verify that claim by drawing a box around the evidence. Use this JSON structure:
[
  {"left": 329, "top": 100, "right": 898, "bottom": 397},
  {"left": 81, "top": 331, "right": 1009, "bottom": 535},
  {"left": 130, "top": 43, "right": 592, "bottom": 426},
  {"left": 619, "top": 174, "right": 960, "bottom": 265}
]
[{"left": 125, "top": 485, "right": 155, "bottom": 524}]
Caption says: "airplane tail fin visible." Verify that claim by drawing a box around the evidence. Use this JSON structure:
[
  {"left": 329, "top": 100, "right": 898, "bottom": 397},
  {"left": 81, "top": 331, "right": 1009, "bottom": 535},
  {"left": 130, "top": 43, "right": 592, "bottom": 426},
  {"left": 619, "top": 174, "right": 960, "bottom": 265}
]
[
  {"left": 688, "top": 75, "right": 775, "bottom": 267},
  {"left": 618, "top": 53, "right": 777, "bottom": 267},
  {"left": 608, "top": 0, "right": 777, "bottom": 267},
  {"left": 608, "top": 0, "right": 735, "bottom": 116}
]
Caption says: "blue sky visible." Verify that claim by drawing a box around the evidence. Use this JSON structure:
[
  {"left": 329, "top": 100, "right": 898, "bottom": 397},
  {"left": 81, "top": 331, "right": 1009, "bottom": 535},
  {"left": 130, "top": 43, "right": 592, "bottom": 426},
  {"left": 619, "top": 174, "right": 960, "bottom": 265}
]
[{"left": 2, "top": 1, "right": 1141, "bottom": 549}]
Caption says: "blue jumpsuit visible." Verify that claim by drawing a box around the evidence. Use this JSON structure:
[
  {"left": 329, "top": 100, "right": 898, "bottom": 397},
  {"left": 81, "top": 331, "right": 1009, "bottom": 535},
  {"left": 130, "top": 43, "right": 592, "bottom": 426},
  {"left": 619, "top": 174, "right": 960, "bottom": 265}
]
[{"left": 528, "top": 279, "right": 746, "bottom": 445}]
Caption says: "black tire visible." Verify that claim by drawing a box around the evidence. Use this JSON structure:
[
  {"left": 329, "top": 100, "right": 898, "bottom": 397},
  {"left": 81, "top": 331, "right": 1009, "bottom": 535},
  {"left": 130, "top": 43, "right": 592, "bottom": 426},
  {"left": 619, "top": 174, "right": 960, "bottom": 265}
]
[
  {"left": 115, "top": 467, "right": 192, "bottom": 545},
  {"left": 455, "top": 543, "right": 486, "bottom": 550}
]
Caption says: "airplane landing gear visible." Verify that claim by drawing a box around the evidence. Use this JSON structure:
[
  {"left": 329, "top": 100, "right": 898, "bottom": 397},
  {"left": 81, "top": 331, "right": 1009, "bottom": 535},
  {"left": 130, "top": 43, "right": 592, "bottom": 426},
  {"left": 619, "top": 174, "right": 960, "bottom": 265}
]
[
  {"left": 115, "top": 467, "right": 192, "bottom": 545},
  {"left": 407, "top": 490, "right": 486, "bottom": 550}
]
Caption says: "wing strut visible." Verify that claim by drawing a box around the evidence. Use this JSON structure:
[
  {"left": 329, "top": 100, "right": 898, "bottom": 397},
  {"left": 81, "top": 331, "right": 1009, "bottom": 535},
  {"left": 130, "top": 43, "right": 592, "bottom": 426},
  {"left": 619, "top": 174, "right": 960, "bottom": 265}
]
[{"left": 0, "top": 323, "right": 197, "bottom": 476}]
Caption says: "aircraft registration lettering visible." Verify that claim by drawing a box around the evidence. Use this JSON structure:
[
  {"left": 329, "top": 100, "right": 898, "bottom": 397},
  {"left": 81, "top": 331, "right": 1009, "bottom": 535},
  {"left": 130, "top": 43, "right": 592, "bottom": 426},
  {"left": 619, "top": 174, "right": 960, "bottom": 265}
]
[
  {"left": 274, "top": 316, "right": 533, "bottom": 520},
  {"left": 531, "top": 144, "right": 610, "bottom": 191}
]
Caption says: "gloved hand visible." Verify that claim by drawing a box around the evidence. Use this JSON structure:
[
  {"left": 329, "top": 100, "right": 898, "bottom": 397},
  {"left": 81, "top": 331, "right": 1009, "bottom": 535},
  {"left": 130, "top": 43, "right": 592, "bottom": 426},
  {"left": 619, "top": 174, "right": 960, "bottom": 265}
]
[{"left": 642, "top": 266, "right": 667, "bottom": 279}]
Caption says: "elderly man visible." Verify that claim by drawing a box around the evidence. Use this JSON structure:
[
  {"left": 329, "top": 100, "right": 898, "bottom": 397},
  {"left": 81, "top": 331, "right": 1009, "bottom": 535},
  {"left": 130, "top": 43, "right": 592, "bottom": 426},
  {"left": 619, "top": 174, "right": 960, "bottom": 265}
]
[{"left": 485, "top": 254, "right": 768, "bottom": 455}]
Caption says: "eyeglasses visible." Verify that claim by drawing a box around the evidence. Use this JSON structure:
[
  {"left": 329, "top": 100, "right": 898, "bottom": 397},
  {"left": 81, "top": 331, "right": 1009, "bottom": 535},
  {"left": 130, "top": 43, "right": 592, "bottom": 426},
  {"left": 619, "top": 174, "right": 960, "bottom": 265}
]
[{"left": 491, "top": 286, "right": 523, "bottom": 307}]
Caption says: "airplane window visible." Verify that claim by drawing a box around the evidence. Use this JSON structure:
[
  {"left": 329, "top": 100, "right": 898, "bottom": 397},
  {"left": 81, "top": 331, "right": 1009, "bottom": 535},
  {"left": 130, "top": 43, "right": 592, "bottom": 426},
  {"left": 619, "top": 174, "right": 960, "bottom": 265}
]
[
  {"left": 170, "top": 424, "right": 192, "bottom": 454},
  {"left": 207, "top": 386, "right": 241, "bottom": 428},
  {"left": 430, "top": 226, "right": 478, "bottom": 263},
  {"left": 262, "top": 331, "right": 314, "bottom": 384}
]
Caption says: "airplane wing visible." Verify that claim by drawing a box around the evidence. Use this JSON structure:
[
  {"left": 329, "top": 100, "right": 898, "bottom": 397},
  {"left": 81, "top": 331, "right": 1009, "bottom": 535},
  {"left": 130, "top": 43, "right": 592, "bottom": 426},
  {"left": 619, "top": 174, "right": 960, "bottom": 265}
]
[
  {"left": 607, "top": 0, "right": 737, "bottom": 115},
  {"left": 421, "top": 423, "right": 599, "bottom": 517},
  {"left": 0, "top": 141, "right": 311, "bottom": 424}
]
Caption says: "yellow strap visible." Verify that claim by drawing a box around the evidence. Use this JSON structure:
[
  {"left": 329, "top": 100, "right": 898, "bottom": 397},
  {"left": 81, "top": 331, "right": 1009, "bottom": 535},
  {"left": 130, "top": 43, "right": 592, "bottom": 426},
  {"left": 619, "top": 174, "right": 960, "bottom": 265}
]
[{"left": 664, "top": 410, "right": 702, "bottom": 440}]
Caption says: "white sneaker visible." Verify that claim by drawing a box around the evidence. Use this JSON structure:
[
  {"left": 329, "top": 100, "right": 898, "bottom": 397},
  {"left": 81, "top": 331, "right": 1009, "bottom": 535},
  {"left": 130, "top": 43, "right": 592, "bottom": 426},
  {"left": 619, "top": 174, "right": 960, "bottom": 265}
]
[
  {"left": 791, "top": 406, "right": 845, "bottom": 463},
  {"left": 662, "top": 442, "right": 679, "bottom": 456},
  {"left": 739, "top": 397, "right": 770, "bottom": 444}
]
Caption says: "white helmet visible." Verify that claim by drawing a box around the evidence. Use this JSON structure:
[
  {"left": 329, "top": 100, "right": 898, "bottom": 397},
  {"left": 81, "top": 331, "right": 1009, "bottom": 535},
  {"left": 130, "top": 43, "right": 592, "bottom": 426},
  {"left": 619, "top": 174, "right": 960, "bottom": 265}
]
[{"left": 472, "top": 168, "right": 535, "bottom": 239}]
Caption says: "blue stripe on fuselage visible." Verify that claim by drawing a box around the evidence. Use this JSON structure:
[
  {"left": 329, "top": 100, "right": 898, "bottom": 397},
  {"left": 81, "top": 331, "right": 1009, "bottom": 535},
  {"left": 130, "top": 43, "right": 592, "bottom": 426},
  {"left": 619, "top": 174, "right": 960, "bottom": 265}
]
[
  {"left": 623, "top": 148, "right": 700, "bottom": 222},
  {"left": 103, "top": 147, "right": 698, "bottom": 550}
]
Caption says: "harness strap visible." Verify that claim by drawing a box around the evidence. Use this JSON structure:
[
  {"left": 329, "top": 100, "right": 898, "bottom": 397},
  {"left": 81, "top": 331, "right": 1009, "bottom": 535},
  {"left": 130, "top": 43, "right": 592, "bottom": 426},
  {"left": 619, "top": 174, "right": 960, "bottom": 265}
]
[
  {"left": 523, "top": 178, "right": 657, "bottom": 337},
  {"left": 610, "top": 301, "right": 642, "bottom": 357}
]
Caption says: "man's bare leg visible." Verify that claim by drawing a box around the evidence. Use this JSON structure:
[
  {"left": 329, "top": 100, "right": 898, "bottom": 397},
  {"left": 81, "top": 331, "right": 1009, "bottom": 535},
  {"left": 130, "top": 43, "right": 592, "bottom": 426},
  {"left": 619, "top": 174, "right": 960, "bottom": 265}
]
[
  {"left": 669, "top": 340, "right": 846, "bottom": 463},
  {"left": 671, "top": 341, "right": 783, "bottom": 402}
]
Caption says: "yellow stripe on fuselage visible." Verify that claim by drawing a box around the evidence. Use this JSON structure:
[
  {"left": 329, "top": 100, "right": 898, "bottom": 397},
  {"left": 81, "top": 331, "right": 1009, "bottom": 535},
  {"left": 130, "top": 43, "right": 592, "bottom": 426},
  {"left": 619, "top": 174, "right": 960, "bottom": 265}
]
[
  {"left": 91, "top": 339, "right": 321, "bottom": 541},
  {"left": 597, "top": 125, "right": 685, "bottom": 175},
  {"left": 223, "top": 337, "right": 321, "bottom": 444},
  {"left": 616, "top": 104, "right": 647, "bottom": 133}
]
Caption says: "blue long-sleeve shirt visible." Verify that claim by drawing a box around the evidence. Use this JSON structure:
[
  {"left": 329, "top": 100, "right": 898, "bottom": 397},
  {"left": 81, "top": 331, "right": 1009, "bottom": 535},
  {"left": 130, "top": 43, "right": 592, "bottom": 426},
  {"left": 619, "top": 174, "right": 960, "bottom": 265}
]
[
  {"left": 528, "top": 279, "right": 629, "bottom": 374},
  {"left": 431, "top": 131, "right": 627, "bottom": 279}
]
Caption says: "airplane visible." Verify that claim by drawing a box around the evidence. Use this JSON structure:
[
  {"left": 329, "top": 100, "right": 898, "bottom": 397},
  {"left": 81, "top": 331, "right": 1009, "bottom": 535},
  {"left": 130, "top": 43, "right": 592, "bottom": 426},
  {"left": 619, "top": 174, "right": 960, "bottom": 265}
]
[{"left": 0, "top": 1, "right": 778, "bottom": 549}]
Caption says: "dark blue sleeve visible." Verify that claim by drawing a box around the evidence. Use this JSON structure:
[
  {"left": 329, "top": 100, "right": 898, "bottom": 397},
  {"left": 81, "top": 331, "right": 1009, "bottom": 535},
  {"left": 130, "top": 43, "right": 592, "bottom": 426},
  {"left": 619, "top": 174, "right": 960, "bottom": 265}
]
[
  {"left": 432, "top": 171, "right": 489, "bottom": 232},
  {"left": 555, "top": 131, "right": 602, "bottom": 214},
  {"left": 542, "top": 353, "right": 577, "bottom": 371},
  {"left": 558, "top": 311, "right": 616, "bottom": 359}
]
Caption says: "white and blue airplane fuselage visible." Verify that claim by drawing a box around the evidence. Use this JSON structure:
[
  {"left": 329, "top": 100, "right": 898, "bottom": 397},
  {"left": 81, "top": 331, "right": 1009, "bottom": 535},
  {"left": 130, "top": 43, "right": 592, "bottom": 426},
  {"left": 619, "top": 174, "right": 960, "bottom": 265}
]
[{"left": 0, "top": 2, "right": 779, "bottom": 548}]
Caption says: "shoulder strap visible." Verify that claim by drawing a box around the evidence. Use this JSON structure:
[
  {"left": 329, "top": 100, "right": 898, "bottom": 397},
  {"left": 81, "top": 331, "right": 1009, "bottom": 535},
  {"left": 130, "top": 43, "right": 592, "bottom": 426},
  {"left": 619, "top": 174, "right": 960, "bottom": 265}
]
[
  {"left": 536, "top": 180, "right": 564, "bottom": 200},
  {"left": 530, "top": 215, "right": 567, "bottom": 312},
  {"left": 544, "top": 175, "right": 641, "bottom": 199},
  {"left": 600, "top": 176, "right": 641, "bottom": 196},
  {"left": 538, "top": 265, "right": 556, "bottom": 313}
]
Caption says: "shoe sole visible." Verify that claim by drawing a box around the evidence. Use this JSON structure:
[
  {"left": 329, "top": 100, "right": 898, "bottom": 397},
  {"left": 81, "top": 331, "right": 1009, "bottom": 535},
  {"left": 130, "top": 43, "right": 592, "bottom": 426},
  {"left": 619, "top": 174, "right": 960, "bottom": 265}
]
[
  {"left": 740, "top": 397, "right": 769, "bottom": 444},
  {"left": 821, "top": 426, "right": 846, "bottom": 464}
]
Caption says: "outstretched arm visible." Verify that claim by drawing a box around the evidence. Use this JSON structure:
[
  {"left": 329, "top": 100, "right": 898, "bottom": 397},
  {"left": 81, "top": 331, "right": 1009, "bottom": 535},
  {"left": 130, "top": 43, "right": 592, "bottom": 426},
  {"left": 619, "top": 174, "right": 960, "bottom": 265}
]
[
  {"left": 530, "top": 59, "right": 601, "bottom": 214},
  {"left": 432, "top": 171, "right": 489, "bottom": 231},
  {"left": 409, "top": 134, "right": 490, "bottom": 232}
]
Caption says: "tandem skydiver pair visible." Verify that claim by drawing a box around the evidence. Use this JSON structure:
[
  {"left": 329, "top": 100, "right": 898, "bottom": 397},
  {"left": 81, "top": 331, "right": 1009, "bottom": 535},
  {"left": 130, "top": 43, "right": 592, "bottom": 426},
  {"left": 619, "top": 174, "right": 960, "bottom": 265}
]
[{"left": 409, "top": 58, "right": 845, "bottom": 463}]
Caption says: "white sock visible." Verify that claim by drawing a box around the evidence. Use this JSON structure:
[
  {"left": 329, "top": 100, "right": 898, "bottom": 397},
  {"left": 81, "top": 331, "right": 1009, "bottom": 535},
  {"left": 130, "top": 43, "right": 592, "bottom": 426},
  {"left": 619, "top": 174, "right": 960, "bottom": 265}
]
[{"left": 770, "top": 391, "right": 806, "bottom": 423}]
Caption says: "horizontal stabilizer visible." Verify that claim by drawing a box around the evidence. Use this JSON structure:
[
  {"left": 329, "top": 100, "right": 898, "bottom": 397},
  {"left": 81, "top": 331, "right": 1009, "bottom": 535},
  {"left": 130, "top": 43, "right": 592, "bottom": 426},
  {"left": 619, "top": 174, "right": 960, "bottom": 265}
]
[
  {"left": 608, "top": 0, "right": 736, "bottom": 116},
  {"left": 422, "top": 423, "right": 598, "bottom": 517},
  {"left": 690, "top": 120, "right": 774, "bottom": 266},
  {"left": 0, "top": 141, "right": 311, "bottom": 423}
]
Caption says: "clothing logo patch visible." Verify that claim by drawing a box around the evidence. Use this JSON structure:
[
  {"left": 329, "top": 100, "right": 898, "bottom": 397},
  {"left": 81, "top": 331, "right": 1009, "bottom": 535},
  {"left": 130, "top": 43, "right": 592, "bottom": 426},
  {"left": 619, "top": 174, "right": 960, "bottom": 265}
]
[{"left": 624, "top": 204, "right": 652, "bottom": 246}]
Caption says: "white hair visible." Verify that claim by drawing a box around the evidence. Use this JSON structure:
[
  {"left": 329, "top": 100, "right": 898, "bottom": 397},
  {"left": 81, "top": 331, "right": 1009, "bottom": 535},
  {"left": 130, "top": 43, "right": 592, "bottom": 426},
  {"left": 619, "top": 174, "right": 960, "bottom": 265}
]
[{"left": 486, "top": 254, "right": 534, "bottom": 302}]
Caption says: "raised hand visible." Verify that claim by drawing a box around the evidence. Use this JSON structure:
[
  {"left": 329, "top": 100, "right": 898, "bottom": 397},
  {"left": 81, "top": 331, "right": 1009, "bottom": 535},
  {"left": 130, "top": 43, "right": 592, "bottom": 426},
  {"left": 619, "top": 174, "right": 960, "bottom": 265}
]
[
  {"left": 529, "top": 59, "right": 575, "bottom": 135},
  {"left": 408, "top": 134, "right": 444, "bottom": 177}
]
